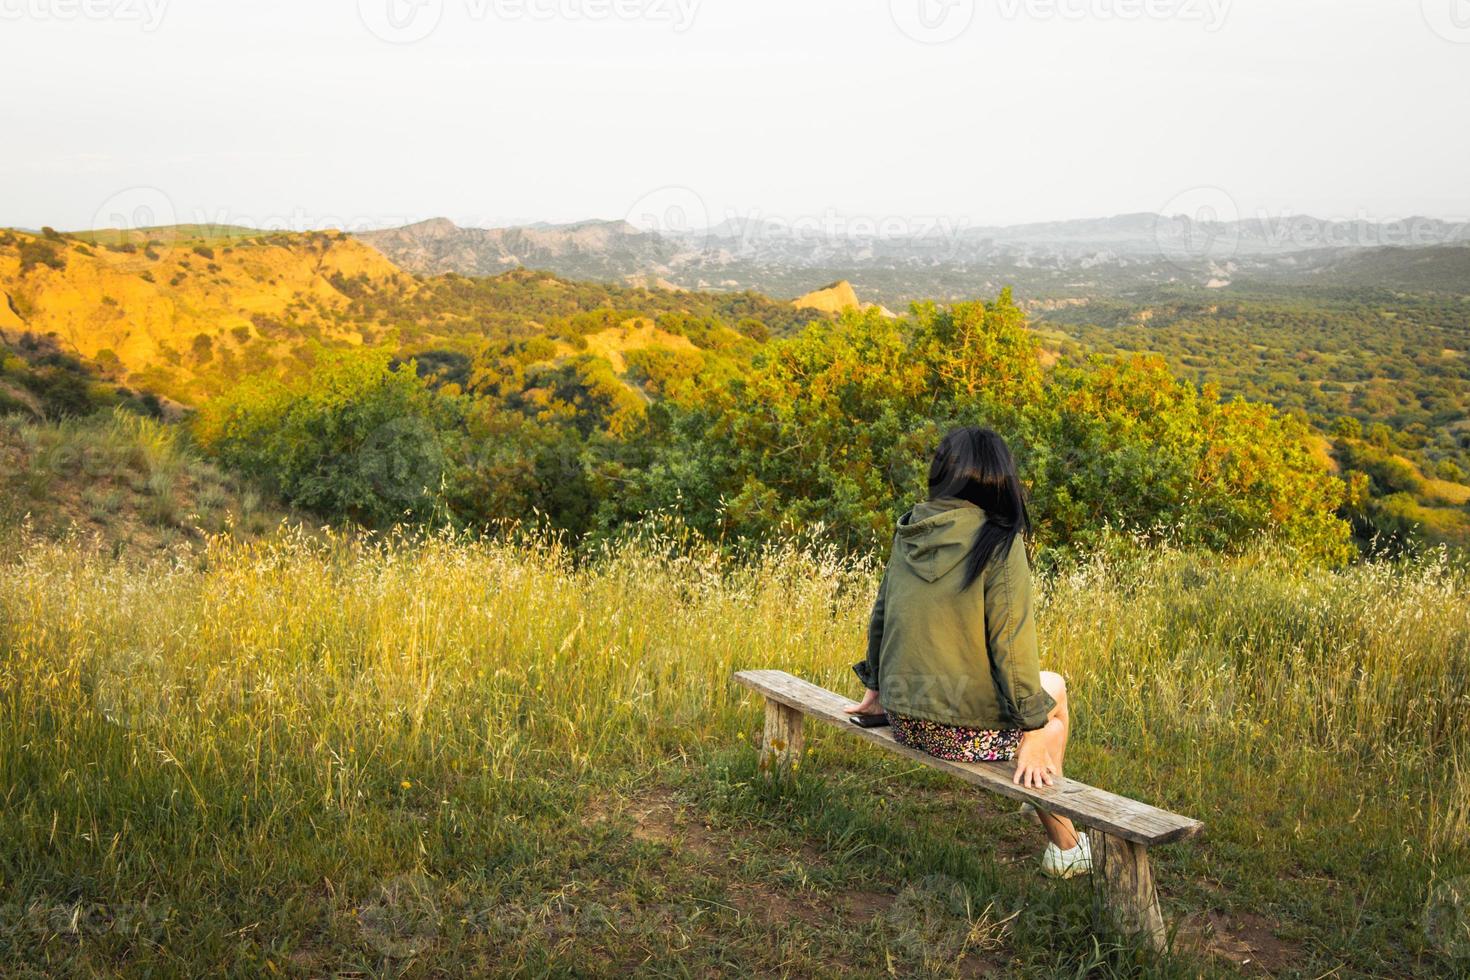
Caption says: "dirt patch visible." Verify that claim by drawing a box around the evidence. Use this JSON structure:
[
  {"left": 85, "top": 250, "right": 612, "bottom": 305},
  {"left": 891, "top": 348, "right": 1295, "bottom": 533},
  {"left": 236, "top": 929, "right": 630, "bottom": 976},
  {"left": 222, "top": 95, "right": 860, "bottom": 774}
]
[
  {"left": 724, "top": 880, "right": 829, "bottom": 928},
  {"left": 625, "top": 790, "right": 726, "bottom": 864},
  {"left": 843, "top": 888, "right": 893, "bottom": 922},
  {"left": 1178, "top": 908, "right": 1302, "bottom": 975},
  {"left": 600, "top": 787, "right": 896, "bottom": 933}
]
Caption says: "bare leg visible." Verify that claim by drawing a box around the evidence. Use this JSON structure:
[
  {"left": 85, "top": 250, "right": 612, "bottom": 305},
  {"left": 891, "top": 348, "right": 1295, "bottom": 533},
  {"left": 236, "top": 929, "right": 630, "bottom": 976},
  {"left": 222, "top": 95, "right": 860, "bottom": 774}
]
[{"left": 1030, "top": 671, "right": 1080, "bottom": 850}]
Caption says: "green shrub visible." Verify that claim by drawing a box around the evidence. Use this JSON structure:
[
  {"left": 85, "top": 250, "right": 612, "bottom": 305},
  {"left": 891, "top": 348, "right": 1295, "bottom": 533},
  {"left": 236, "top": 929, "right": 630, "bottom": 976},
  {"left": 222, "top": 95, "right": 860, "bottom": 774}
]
[
  {"left": 612, "top": 296, "right": 1354, "bottom": 563},
  {"left": 18, "top": 239, "right": 65, "bottom": 274},
  {"left": 196, "top": 348, "right": 460, "bottom": 527}
]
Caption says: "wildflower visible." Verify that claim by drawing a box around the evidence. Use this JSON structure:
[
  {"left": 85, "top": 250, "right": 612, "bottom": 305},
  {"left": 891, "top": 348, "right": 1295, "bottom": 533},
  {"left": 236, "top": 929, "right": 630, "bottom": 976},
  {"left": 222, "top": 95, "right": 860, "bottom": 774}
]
[{"left": 401, "top": 780, "right": 412, "bottom": 790}]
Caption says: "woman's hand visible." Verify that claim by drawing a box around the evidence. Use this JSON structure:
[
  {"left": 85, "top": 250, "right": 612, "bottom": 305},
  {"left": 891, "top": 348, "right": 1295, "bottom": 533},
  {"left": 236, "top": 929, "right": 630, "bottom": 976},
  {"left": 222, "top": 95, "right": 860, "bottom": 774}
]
[
  {"left": 1013, "top": 730, "right": 1059, "bottom": 788},
  {"left": 844, "top": 689, "right": 883, "bottom": 716}
]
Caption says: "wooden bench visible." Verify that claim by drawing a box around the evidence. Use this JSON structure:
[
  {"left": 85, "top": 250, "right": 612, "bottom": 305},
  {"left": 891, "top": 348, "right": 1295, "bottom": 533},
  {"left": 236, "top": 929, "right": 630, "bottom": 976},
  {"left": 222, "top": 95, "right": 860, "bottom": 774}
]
[{"left": 734, "top": 669, "right": 1203, "bottom": 951}]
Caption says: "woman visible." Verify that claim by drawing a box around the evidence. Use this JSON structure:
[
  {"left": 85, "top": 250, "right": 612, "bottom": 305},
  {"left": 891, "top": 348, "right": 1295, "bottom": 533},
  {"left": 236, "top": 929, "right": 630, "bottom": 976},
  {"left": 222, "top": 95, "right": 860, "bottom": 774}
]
[{"left": 844, "top": 426, "right": 1090, "bottom": 878}]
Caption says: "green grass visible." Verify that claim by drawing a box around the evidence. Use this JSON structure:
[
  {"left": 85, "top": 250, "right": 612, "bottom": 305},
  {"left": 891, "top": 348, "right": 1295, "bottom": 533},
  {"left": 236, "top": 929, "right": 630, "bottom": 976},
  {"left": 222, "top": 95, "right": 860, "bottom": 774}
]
[
  {"left": 0, "top": 529, "right": 1467, "bottom": 976},
  {"left": 0, "top": 410, "right": 288, "bottom": 556},
  {"left": 63, "top": 224, "right": 265, "bottom": 246}
]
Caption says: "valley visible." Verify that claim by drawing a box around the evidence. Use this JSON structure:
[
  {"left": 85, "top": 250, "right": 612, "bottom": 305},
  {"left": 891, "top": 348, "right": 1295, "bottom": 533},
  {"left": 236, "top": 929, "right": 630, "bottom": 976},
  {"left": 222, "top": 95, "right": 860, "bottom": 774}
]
[{"left": 5, "top": 216, "right": 1466, "bottom": 553}]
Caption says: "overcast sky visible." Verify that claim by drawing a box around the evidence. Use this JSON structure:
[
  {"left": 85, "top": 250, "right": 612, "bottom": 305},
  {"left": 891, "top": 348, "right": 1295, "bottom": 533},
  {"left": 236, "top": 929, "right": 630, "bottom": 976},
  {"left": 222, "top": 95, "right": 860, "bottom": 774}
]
[{"left": 2, "top": 0, "right": 1467, "bottom": 233}]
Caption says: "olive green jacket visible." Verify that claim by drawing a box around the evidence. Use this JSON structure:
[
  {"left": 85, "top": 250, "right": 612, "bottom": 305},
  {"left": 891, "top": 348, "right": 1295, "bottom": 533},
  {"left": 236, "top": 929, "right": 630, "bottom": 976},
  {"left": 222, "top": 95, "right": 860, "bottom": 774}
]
[{"left": 853, "top": 498, "right": 1055, "bottom": 731}]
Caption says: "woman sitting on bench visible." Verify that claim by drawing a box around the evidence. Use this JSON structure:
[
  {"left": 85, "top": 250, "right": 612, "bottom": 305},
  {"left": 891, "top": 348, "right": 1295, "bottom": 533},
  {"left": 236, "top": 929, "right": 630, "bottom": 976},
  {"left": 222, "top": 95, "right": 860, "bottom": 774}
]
[{"left": 844, "top": 426, "right": 1090, "bottom": 879}]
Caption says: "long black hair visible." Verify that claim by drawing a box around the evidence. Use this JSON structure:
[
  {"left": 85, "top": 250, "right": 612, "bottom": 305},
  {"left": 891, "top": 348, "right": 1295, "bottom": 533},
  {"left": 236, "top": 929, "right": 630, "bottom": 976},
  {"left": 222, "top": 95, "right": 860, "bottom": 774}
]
[{"left": 927, "top": 426, "right": 1030, "bottom": 591}]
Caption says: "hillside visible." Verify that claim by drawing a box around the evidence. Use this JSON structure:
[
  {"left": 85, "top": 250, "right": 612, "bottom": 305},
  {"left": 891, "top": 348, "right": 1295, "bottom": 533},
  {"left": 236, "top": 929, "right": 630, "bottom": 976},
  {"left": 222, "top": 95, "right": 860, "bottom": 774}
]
[
  {"left": 791, "top": 280, "right": 896, "bottom": 318},
  {"left": 0, "top": 227, "right": 413, "bottom": 403},
  {"left": 0, "top": 227, "right": 821, "bottom": 407},
  {"left": 793, "top": 279, "right": 863, "bottom": 314},
  {"left": 6, "top": 221, "right": 1462, "bottom": 556},
  {"left": 358, "top": 217, "right": 679, "bottom": 281},
  {"left": 0, "top": 409, "right": 289, "bottom": 555}
]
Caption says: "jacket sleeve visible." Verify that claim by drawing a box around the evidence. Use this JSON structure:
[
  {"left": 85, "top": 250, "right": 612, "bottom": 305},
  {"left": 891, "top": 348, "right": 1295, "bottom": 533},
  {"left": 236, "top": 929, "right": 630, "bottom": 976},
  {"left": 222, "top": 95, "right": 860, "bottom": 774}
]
[
  {"left": 852, "top": 569, "right": 887, "bottom": 691},
  {"left": 985, "top": 541, "right": 1055, "bottom": 730}
]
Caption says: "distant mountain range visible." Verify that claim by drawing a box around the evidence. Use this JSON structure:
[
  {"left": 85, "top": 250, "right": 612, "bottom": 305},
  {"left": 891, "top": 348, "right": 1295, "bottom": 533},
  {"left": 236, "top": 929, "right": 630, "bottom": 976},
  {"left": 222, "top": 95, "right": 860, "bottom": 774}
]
[
  {"left": 357, "top": 217, "right": 679, "bottom": 282},
  {"left": 358, "top": 213, "right": 1470, "bottom": 305}
]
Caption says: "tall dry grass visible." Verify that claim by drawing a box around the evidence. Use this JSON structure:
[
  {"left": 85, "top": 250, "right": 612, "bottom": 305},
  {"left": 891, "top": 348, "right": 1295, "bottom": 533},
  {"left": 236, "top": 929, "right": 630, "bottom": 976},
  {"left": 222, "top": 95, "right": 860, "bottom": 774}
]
[{"left": 1, "top": 525, "right": 1467, "bottom": 972}]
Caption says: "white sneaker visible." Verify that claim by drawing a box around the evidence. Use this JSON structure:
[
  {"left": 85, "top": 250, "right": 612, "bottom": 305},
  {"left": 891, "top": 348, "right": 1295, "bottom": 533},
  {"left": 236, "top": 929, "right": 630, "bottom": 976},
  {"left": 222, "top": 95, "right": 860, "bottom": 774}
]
[{"left": 1040, "top": 832, "right": 1092, "bottom": 879}]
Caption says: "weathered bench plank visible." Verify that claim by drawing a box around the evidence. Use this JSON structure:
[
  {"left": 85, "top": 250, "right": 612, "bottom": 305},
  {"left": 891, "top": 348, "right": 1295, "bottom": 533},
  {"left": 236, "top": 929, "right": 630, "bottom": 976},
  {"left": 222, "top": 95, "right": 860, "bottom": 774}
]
[{"left": 734, "top": 669, "right": 1202, "bottom": 847}]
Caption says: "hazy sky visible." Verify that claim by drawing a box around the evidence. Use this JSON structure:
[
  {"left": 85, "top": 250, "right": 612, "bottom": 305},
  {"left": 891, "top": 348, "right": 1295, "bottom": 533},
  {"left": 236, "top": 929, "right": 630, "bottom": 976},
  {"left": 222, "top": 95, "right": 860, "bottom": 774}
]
[{"left": 2, "top": 0, "right": 1467, "bottom": 232}]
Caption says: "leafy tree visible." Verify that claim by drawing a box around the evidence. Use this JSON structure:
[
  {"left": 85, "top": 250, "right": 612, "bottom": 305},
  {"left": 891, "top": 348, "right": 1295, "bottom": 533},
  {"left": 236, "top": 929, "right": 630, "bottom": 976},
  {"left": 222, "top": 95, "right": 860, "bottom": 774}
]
[
  {"left": 195, "top": 348, "right": 459, "bottom": 527},
  {"left": 606, "top": 292, "right": 1354, "bottom": 562},
  {"left": 445, "top": 405, "right": 596, "bottom": 535},
  {"left": 190, "top": 284, "right": 1359, "bottom": 562}
]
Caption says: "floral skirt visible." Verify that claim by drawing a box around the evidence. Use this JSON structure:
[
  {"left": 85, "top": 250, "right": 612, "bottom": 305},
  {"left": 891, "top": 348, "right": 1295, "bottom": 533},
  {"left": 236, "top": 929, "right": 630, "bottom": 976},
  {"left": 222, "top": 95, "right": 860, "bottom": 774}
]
[{"left": 889, "top": 713, "right": 1023, "bottom": 763}]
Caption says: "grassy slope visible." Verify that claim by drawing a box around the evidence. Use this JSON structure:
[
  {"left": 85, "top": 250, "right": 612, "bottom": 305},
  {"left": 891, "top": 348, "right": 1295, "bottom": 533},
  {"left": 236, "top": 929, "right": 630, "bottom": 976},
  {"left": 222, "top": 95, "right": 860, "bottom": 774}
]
[
  {"left": 67, "top": 224, "right": 264, "bottom": 245},
  {"left": 0, "top": 228, "right": 413, "bottom": 404},
  {"left": 0, "top": 410, "right": 289, "bottom": 556},
  {"left": 0, "top": 531, "right": 1466, "bottom": 977}
]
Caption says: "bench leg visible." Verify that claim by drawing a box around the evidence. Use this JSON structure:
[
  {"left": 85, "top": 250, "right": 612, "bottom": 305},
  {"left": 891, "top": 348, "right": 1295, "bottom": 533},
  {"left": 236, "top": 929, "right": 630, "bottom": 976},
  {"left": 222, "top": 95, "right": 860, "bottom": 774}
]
[
  {"left": 1095, "top": 831, "right": 1167, "bottom": 951},
  {"left": 759, "top": 697, "right": 804, "bottom": 777}
]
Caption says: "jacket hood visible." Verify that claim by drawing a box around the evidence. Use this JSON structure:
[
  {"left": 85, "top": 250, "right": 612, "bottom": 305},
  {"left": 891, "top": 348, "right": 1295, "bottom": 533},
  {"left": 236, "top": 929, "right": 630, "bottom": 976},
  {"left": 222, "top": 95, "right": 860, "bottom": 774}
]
[{"left": 895, "top": 497, "right": 982, "bottom": 583}]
